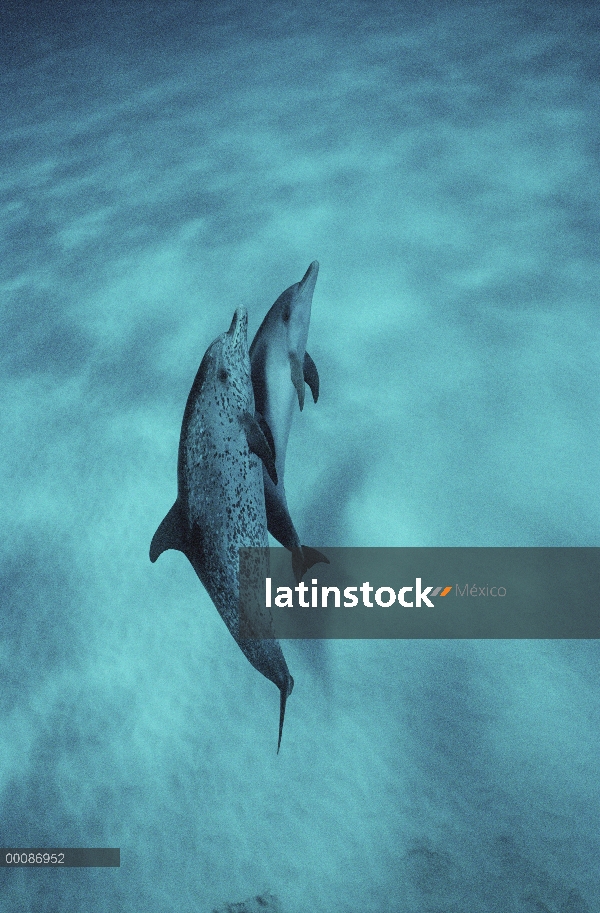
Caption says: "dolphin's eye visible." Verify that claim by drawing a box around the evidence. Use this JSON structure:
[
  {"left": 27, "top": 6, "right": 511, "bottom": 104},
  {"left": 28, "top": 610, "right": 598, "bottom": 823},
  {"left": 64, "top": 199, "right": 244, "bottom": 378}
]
[
  {"left": 218, "top": 368, "right": 228, "bottom": 383},
  {"left": 282, "top": 307, "right": 290, "bottom": 323}
]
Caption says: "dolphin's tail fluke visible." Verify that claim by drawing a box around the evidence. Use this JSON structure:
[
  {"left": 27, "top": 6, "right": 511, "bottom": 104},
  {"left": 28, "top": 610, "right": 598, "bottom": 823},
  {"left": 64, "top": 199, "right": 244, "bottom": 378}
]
[
  {"left": 291, "top": 546, "right": 330, "bottom": 583},
  {"left": 277, "top": 673, "right": 294, "bottom": 754}
]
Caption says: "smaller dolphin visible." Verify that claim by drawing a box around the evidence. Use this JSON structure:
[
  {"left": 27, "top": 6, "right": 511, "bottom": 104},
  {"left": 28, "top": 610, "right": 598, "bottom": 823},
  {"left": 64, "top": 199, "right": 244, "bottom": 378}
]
[
  {"left": 150, "top": 308, "right": 293, "bottom": 752},
  {"left": 250, "top": 261, "right": 328, "bottom": 583}
]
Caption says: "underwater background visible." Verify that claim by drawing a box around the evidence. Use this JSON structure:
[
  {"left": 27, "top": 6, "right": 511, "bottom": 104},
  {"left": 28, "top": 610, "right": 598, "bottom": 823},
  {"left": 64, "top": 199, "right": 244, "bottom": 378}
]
[{"left": 1, "top": 1, "right": 599, "bottom": 910}]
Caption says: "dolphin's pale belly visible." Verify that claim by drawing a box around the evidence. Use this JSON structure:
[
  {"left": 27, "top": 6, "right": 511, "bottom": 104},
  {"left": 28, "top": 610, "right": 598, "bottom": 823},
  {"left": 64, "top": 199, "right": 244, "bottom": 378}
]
[{"left": 263, "top": 351, "right": 296, "bottom": 480}]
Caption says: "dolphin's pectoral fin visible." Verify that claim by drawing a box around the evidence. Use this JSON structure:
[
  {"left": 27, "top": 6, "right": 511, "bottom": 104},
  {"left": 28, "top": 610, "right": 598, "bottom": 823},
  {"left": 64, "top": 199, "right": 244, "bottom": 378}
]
[
  {"left": 150, "top": 501, "right": 187, "bottom": 562},
  {"left": 240, "top": 411, "right": 278, "bottom": 486},
  {"left": 292, "top": 545, "right": 330, "bottom": 582},
  {"left": 289, "top": 352, "right": 305, "bottom": 412},
  {"left": 277, "top": 672, "right": 294, "bottom": 754},
  {"left": 303, "top": 352, "right": 319, "bottom": 403},
  {"left": 255, "top": 411, "right": 276, "bottom": 464}
]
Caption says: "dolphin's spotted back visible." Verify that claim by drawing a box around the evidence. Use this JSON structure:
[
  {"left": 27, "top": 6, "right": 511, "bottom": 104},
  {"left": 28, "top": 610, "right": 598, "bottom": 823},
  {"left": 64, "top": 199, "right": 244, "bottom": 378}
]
[{"left": 150, "top": 308, "right": 293, "bottom": 752}]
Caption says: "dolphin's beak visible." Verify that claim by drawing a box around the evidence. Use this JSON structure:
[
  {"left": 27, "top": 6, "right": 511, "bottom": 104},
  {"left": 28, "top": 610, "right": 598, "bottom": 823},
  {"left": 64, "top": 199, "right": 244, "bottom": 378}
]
[
  {"left": 227, "top": 307, "right": 248, "bottom": 348},
  {"left": 298, "top": 261, "right": 319, "bottom": 298}
]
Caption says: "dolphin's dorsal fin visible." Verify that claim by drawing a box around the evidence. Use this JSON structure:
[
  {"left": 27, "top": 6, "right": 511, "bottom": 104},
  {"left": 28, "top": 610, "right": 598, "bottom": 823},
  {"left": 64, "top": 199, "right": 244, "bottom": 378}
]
[
  {"left": 149, "top": 501, "right": 187, "bottom": 562},
  {"left": 303, "top": 352, "right": 319, "bottom": 403},
  {"left": 240, "top": 411, "right": 278, "bottom": 486}
]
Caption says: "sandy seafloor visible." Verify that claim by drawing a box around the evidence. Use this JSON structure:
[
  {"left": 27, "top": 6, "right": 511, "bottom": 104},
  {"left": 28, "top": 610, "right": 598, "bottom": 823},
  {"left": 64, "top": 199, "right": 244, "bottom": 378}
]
[{"left": 1, "top": 1, "right": 599, "bottom": 911}]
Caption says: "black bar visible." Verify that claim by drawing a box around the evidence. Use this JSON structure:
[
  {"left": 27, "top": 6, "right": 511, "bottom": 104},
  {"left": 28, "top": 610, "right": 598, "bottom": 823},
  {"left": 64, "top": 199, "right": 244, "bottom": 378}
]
[
  {"left": 0, "top": 849, "right": 120, "bottom": 867},
  {"left": 239, "top": 547, "right": 600, "bottom": 639}
]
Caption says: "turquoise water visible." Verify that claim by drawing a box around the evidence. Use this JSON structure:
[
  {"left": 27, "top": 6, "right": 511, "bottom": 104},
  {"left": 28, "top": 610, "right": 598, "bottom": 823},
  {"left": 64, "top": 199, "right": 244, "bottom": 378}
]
[{"left": 1, "top": 1, "right": 599, "bottom": 910}]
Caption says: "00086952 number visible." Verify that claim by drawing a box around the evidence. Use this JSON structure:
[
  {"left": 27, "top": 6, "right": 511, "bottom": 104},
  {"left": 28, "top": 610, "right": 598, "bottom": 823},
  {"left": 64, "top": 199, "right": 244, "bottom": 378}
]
[{"left": 5, "top": 852, "right": 64, "bottom": 864}]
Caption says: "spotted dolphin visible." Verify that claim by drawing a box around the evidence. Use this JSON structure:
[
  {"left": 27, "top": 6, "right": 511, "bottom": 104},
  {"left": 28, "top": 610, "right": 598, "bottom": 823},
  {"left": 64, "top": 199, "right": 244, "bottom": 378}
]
[
  {"left": 250, "top": 261, "right": 328, "bottom": 582},
  {"left": 150, "top": 308, "right": 294, "bottom": 752}
]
